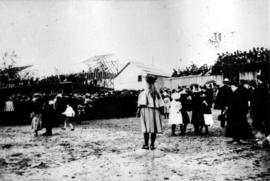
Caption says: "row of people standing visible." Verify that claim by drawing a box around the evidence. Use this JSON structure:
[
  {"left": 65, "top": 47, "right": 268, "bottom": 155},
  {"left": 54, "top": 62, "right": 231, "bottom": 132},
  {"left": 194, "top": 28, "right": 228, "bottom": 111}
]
[
  {"left": 0, "top": 94, "right": 77, "bottom": 136},
  {"left": 163, "top": 85, "right": 214, "bottom": 136},
  {"left": 0, "top": 90, "right": 139, "bottom": 126},
  {"left": 137, "top": 74, "right": 269, "bottom": 150},
  {"left": 215, "top": 75, "right": 270, "bottom": 144},
  {"left": 31, "top": 94, "right": 76, "bottom": 136},
  {"left": 137, "top": 75, "right": 215, "bottom": 150}
]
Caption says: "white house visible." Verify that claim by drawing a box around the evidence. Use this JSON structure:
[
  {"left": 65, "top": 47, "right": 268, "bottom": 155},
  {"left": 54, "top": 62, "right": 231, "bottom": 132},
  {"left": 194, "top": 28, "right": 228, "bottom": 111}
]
[{"left": 113, "top": 61, "right": 170, "bottom": 90}]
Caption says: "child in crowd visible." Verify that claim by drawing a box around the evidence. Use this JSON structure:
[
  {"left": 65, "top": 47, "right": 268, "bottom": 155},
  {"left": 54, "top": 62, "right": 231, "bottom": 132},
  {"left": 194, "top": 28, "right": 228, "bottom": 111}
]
[
  {"left": 169, "top": 92, "right": 183, "bottom": 136},
  {"left": 76, "top": 104, "right": 85, "bottom": 124},
  {"left": 62, "top": 103, "right": 75, "bottom": 131},
  {"left": 31, "top": 95, "right": 43, "bottom": 136},
  {"left": 163, "top": 94, "right": 171, "bottom": 119},
  {"left": 200, "top": 92, "right": 212, "bottom": 134}
]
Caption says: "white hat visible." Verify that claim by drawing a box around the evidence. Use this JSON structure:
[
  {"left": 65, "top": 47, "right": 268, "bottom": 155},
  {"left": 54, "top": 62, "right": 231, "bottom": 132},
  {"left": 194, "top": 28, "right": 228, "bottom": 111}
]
[
  {"left": 171, "top": 93, "right": 180, "bottom": 100},
  {"left": 223, "top": 78, "right": 230, "bottom": 82}
]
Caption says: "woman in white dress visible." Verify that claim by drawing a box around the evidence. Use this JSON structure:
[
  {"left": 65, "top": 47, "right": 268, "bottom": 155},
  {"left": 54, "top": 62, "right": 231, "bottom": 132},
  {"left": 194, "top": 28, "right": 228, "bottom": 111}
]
[{"left": 169, "top": 92, "right": 183, "bottom": 136}]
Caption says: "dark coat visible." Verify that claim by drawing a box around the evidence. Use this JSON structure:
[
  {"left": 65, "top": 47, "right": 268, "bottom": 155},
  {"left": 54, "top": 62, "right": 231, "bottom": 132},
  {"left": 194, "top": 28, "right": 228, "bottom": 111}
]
[
  {"left": 227, "top": 86, "right": 249, "bottom": 119},
  {"left": 191, "top": 92, "right": 204, "bottom": 126},
  {"left": 179, "top": 93, "right": 190, "bottom": 124},
  {"left": 54, "top": 97, "right": 66, "bottom": 114},
  {"left": 201, "top": 97, "right": 212, "bottom": 114},
  {"left": 32, "top": 98, "right": 44, "bottom": 114},
  {"left": 205, "top": 88, "right": 214, "bottom": 107},
  {"left": 42, "top": 103, "right": 55, "bottom": 128},
  {"left": 226, "top": 86, "right": 252, "bottom": 140},
  {"left": 215, "top": 85, "right": 233, "bottom": 110},
  {"left": 250, "top": 83, "right": 268, "bottom": 121}
]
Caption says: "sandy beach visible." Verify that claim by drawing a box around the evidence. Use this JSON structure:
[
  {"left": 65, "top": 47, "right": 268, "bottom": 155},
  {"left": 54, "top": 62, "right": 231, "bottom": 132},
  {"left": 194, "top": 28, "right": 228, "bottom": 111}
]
[{"left": 0, "top": 110, "right": 270, "bottom": 181}]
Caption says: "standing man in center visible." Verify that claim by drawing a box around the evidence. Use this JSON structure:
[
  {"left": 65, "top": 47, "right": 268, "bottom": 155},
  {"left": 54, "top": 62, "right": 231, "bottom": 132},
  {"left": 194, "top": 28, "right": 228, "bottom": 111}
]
[
  {"left": 214, "top": 78, "right": 233, "bottom": 128},
  {"left": 137, "top": 75, "right": 164, "bottom": 150}
]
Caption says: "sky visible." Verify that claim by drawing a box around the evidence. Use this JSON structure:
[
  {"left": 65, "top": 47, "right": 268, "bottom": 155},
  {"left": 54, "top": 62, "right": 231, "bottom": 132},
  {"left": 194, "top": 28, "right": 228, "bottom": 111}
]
[{"left": 0, "top": 0, "right": 269, "bottom": 76}]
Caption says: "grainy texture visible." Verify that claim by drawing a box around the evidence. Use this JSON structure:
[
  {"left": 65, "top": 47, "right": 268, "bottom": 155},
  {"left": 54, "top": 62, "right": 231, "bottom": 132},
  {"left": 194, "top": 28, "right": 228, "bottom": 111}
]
[{"left": 0, "top": 110, "right": 270, "bottom": 181}]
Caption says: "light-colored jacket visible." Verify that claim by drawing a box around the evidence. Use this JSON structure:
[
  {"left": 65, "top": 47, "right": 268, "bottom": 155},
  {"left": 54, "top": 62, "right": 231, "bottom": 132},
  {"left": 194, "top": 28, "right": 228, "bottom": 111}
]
[
  {"left": 4, "top": 100, "right": 15, "bottom": 112},
  {"left": 62, "top": 105, "right": 75, "bottom": 117},
  {"left": 138, "top": 89, "right": 164, "bottom": 108}
]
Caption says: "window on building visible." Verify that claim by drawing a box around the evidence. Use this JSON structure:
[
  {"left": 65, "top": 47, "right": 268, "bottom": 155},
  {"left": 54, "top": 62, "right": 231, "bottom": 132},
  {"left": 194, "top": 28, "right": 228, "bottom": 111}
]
[{"left": 138, "top": 75, "right": 142, "bottom": 82}]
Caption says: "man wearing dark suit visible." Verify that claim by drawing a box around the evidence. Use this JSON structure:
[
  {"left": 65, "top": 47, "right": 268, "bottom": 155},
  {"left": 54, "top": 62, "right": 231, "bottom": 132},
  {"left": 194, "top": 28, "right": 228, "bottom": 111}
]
[
  {"left": 214, "top": 78, "right": 233, "bottom": 127},
  {"left": 250, "top": 75, "right": 270, "bottom": 135},
  {"left": 226, "top": 81, "right": 253, "bottom": 144}
]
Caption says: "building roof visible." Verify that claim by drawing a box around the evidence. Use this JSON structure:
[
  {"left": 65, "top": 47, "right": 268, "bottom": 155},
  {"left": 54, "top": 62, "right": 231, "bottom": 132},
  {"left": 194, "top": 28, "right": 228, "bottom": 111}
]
[
  {"left": 114, "top": 61, "right": 171, "bottom": 79},
  {"left": 82, "top": 54, "right": 113, "bottom": 64},
  {"left": 0, "top": 65, "right": 32, "bottom": 75}
]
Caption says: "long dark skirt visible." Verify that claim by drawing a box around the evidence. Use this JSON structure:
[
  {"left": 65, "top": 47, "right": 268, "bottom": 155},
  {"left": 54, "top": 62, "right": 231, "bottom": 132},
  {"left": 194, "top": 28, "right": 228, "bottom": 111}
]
[
  {"left": 181, "top": 110, "right": 190, "bottom": 125},
  {"left": 191, "top": 111, "right": 204, "bottom": 126},
  {"left": 226, "top": 115, "right": 253, "bottom": 140}
]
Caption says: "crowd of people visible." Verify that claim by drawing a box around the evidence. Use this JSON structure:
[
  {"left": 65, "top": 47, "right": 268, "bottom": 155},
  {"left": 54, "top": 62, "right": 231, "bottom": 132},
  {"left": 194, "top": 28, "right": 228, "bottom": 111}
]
[
  {"left": 0, "top": 90, "right": 139, "bottom": 135},
  {"left": 137, "top": 75, "right": 216, "bottom": 150},
  {"left": 172, "top": 47, "right": 269, "bottom": 77},
  {"left": 1, "top": 72, "right": 270, "bottom": 150},
  {"left": 137, "top": 74, "right": 270, "bottom": 150},
  {"left": 0, "top": 72, "right": 96, "bottom": 89},
  {"left": 172, "top": 64, "right": 211, "bottom": 77},
  {"left": 160, "top": 83, "right": 216, "bottom": 136},
  {"left": 216, "top": 47, "right": 270, "bottom": 65},
  {"left": 212, "top": 47, "right": 270, "bottom": 74}
]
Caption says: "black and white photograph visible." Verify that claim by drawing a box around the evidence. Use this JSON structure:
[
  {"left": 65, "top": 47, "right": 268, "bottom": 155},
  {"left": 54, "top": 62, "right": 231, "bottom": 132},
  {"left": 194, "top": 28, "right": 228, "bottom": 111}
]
[{"left": 0, "top": 0, "right": 270, "bottom": 180}]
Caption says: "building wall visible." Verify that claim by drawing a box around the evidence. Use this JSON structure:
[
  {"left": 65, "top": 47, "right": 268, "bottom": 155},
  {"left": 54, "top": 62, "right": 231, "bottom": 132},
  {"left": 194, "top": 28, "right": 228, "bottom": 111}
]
[
  {"left": 114, "top": 64, "right": 147, "bottom": 90},
  {"left": 114, "top": 67, "right": 257, "bottom": 91},
  {"left": 156, "top": 75, "right": 224, "bottom": 89}
]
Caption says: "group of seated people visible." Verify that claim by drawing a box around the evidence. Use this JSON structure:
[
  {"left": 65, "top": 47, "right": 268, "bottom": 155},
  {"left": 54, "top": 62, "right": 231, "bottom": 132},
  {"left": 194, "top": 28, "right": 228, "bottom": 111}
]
[
  {"left": 172, "top": 47, "right": 269, "bottom": 77},
  {"left": 0, "top": 71, "right": 99, "bottom": 89},
  {"left": 216, "top": 47, "right": 270, "bottom": 65}
]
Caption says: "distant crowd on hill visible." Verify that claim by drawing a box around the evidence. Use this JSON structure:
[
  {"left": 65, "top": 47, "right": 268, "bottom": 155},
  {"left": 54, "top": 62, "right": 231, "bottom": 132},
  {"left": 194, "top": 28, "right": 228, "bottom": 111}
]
[{"left": 172, "top": 47, "right": 270, "bottom": 77}]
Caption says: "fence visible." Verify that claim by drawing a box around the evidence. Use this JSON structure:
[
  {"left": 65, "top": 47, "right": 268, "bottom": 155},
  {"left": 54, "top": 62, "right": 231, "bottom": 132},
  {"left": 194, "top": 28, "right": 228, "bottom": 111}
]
[{"left": 156, "top": 71, "right": 257, "bottom": 90}]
